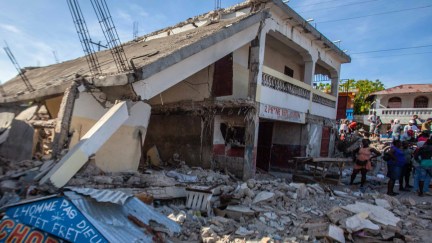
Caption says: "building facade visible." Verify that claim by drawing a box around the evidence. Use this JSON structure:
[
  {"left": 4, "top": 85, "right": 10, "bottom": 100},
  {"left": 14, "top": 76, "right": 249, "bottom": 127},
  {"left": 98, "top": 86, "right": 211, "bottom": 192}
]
[
  {"left": 0, "top": 0, "right": 350, "bottom": 186},
  {"left": 366, "top": 84, "right": 432, "bottom": 125}
]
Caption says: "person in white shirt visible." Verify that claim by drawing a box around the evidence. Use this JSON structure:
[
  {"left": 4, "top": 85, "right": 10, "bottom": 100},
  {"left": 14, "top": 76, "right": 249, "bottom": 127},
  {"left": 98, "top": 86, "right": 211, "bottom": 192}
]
[
  {"left": 368, "top": 112, "right": 377, "bottom": 135},
  {"left": 403, "top": 120, "right": 419, "bottom": 134}
]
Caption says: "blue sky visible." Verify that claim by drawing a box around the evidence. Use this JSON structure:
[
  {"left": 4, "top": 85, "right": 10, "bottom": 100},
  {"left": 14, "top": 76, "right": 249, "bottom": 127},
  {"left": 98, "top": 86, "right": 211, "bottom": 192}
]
[{"left": 0, "top": 0, "right": 431, "bottom": 88}]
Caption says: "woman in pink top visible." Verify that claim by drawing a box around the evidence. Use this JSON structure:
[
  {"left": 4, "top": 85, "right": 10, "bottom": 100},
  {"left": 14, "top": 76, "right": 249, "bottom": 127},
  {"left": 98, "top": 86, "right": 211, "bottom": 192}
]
[{"left": 350, "top": 139, "right": 381, "bottom": 189}]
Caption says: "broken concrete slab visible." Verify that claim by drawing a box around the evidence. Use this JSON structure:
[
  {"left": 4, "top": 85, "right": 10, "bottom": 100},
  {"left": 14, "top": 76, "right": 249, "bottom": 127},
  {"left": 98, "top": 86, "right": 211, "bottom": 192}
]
[
  {"left": 252, "top": 191, "right": 274, "bottom": 204},
  {"left": 0, "top": 112, "right": 14, "bottom": 144},
  {"left": 15, "top": 105, "right": 38, "bottom": 121},
  {"left": 143, "top": 186, "right": 187, "bottom": 200},
  {"left": 328, "top": 225, "right": 345, "bottom": 243},
  {"left": 375, "top": 198, "right": 391, "bottom": 209},
  {"left": 296, "top": 184, "right": 309, "bottom": 199},
  {"left": 343, "top": 202, "right": 400, "bottom": 227},
  {"left": 40, "top": 101, "right": 132, "bottom": 187},
  {"left": 166, "top": 170, "right": 198, "bottom": 182},
  {"left": 235, "top": 226, "right": 254, "bottom": 236},
  {"left": 0, "top": 119, "right": 34, "bottom": 161},
  {"left": 326, "top": 206, "right": 352, "bottom": 224},
  {"left": 343, "top": 212, "right": 380, "bottom": 233}
]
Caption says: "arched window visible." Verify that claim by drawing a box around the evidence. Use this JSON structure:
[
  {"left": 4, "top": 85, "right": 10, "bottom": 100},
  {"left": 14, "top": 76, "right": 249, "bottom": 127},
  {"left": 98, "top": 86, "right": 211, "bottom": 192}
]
[
  {"left": 388, "top": 97, "right": 402, "bottom": 108},
  {"left": 414, "top": 96, "right": 429, "bottom": 108}
]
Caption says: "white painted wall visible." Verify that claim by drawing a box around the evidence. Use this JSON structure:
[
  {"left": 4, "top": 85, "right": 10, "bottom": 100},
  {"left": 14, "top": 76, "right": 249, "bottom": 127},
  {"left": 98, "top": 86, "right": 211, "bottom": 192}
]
[
  {"left": 259, "top": 86, "right": 309, "bottom": 114},
  {"left": 310, "top": 103, "right": 337, "bottom": 119},
  {"left": 377, "top": 93, "right": 432, "bottom": 108},
  {"left": 267, "top": 13, "right": 343, "bottom": 74},
  {"left": 149, "top": 66, "right": 213, "bottom": 105},
  {"left": 70, "top": 91, "right": 151, "bottom": 172},
  {"left": 263, "top": 45, "right": 304, "bottom": 81}
]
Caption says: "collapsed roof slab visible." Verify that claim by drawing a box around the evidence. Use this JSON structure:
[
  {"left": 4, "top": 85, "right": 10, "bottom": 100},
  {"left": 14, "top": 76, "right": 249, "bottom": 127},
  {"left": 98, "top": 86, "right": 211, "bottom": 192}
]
[
  {"left": 132, "top": 12, "right": 268, "bottom": 100},
  {"left": 40, "top": 101, "right": 151, "bottom": 188}
]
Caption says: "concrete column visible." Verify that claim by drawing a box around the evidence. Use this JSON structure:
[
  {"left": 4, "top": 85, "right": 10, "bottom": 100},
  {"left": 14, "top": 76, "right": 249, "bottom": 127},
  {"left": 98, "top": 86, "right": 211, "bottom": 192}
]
[
  {"left": 243, "top": 109, "right": 259, "bottom": 180},
  {"left": 303, "top": 60, "right": 315, "bottom": 85},
  {"left": 330, "top": 76, "right": 339, "bottom": 96},
  {"left": 243, "top": 22, "right": 267, "bottom": 180},
  {"left": 51, "top": 84, "right": 77, "bottom": 159}
]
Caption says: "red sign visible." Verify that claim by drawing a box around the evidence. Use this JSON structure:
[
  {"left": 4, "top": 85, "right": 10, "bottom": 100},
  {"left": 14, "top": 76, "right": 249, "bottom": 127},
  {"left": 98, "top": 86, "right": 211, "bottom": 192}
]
[
  {"left": 259, "top": 103, "right": 305, "bottom": 123},
  {"left": 0, "top": 218, "right": 62, "bottom": 243}
]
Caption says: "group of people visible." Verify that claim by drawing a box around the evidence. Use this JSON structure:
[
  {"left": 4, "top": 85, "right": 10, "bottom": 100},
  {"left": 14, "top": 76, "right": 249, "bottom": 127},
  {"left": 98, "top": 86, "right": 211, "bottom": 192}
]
[
  {"left": 388, "top": 115, "right": 432, "bottom": 142},
  {"left": 385, "top": 137, "right": 432, "bottom": 196},
  {"left": 350, "top": 114, "right": 432, "bottom": 197},
  {"left": 338, "top": 119, "right": 357, "bottom": 140}
]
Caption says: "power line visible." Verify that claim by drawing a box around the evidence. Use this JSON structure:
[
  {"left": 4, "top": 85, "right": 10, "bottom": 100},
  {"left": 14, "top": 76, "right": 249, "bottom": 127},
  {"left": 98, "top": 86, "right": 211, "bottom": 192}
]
[
  {"left": 316, "top": 5, "right": 432, "bottom": 24},
  {"left": 352, "top": 51, "right": 432, "bottom": 59},
  {"left": 350, "top": 44, "right": 432, "bottom": 54},
  {"left": 298, "top": 0, "right": 381, "bottom": 13},
  {"left": 294, "top": 0, "right": 344, "bottom": 8}
]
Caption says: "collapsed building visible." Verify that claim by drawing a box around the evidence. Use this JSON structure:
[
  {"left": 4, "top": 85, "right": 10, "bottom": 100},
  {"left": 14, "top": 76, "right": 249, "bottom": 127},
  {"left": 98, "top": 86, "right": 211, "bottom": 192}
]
[{"left": 0, "top": 0, "right": 350, "bottom": 187}]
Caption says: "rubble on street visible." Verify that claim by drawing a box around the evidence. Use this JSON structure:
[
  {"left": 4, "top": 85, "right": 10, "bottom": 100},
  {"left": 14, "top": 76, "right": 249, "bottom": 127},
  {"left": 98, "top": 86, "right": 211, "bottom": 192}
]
[{"left": 0, "top": 154, "right": 431, "bottom": 242}]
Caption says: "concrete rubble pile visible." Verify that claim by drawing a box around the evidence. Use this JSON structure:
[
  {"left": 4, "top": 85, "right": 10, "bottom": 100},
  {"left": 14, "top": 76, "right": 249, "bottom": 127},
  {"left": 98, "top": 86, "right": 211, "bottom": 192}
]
[
  {"left": 155, "top": 177, "right": 432, "bottom": 242},
  {"left": 0, "top": 154, "right": 431, "bottom": 242}
]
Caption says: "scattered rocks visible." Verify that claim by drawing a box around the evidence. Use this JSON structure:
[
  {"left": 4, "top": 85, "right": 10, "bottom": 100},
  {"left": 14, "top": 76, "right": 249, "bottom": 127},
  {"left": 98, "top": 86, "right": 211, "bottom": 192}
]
[{"left": 1, "top": 154, "right": 431, "bottom": 243}]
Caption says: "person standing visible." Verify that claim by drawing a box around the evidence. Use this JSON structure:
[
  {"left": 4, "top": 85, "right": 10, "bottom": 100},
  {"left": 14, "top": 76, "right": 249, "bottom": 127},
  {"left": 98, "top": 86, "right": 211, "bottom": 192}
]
[
  {"left": 412, "top": 114, "right": 425, "bottom": 128},
  {"left": 414, "top": 139, "right": 432, "bottom": 196},
  {"left": 404, "top": 120, "right": 419, "bottom": 135},
  {"left": 399, "top": 141, "right": 413, "bottom": 191},
  {"left": 348, "top": 121, "right": 357, "bottom": 134},
  {"left": 375, "top": 116, "right": 383, "bottom": 139},
  {"left": 350, "top": 139, "right": 381, "bottom": 190},
  {"left": 368, "top": 112, "right": 377, "bottom": 138},
  {"left": 386, "top": 140, "right": 406, "bottom": 196},
  {"left": 387, "top": 119, "right": 394, "bottom": 138},
  {"left": 339, "top": 119, "right": 348, "bottom": 136},
  {"left": 421, "top": 118, "right": 432, "bottom": 133},
  {"left": 392, "top": 119, "right": 403, "bottom": 141}
]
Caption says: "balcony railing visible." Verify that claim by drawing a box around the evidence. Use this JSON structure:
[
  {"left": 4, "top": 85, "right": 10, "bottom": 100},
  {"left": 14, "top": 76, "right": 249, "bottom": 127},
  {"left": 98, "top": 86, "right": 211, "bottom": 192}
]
[
  {"left": 364, "top": 108, "right": 432, "bottom": 124},
  {"left": 261, "top": 66, "right": 336, "bottom": 108}
]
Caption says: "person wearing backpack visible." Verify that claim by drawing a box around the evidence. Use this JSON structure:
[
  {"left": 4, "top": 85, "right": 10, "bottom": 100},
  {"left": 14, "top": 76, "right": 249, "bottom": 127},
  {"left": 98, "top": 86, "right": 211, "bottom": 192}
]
[
  {"left": 386, "top": 140, "right": 406, "bottom": 196},
  {"left": 414, "top": 139, "right": 432, "bottom": 196},
  {"left": 350, "top": 139, "right": 381, "bottom": 190}
]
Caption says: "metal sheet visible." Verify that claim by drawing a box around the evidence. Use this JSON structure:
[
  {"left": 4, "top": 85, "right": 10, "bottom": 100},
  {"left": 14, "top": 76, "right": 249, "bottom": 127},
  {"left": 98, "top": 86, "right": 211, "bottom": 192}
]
[
  {"left": 65, "top": 191, "right": 152, "bottom": 243},
  {"left": 124, "top": 197, "right": 181, "bottom": 234},
  {"left": 65, "top": 191, "right": 181, "bottom": 242},
  {"left": 66, "top": 187, "right": 132, "bottom": 205},
  {"left": 5, "top": 196, "right": 107, "bottom": 243}
]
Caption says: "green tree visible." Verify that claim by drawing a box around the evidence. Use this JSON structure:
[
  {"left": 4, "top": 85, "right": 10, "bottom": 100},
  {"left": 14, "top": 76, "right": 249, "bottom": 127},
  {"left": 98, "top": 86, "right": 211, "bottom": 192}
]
[
  {"left": 340, "top": 79, "right": 385, "bottom": 115},
  {"left": 315, "top": 82, "right": 331, "bottom": 93}
]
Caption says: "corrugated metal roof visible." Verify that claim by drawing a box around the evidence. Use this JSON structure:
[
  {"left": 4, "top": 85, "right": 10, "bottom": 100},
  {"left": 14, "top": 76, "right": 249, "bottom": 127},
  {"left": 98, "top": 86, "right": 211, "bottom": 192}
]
[
  {"left": 64, "top": 190, "right": 181, "bottom": 243},
  {"left": 66, "top": 187, "right": 131, "bottom": 205},
  {"left": 371, "top": 84, "right": 432, "bottom": 96},
  {"left": 0, "top": 194, "right": 59, "bottom": 211},
  {"left": 65, "top": 191, "right": 151, "bottom": 243}
]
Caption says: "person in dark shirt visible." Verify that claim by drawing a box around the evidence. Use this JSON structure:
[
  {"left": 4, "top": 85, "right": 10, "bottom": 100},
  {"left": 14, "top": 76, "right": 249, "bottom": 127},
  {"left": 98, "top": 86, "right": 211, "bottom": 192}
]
[
  {"left": 386, "top": 140, "right": 405, "bottom": 196},
  {"left": 414, "top": 139, "right": 432, "bottom": 196}
]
